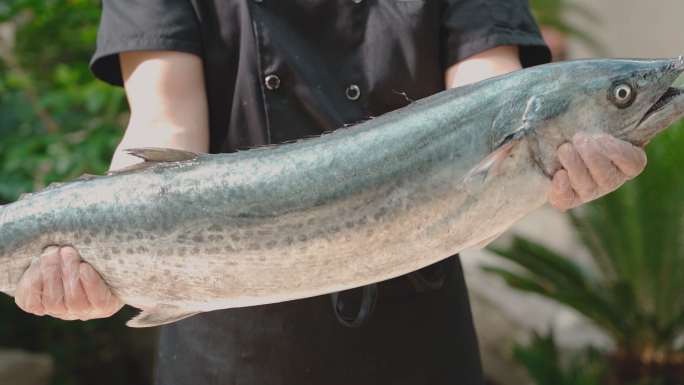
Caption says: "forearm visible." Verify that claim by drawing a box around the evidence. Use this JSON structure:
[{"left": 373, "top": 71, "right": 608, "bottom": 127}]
[
  {"left": 111, "top": 50, "right": 210, "bottom": 171},
  {"left": 444, "top": 45, "right": 522, "bottom": 89}
]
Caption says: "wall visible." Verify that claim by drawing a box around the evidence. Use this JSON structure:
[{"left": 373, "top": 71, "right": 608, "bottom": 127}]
[{"left": 566, "top": 0, "right": 684, "bottom": 60}]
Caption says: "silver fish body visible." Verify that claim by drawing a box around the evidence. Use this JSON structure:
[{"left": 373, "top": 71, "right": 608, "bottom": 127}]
[{"left": 2, "top": 58, "right": 684, "bottom": 327}]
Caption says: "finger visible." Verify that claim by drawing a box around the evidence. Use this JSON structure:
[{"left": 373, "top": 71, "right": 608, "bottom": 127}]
[
  {"left": 638, "top": 139, "right": 650, "bottom": 148},
  {"left": 80, "top": 263, "right": 123, "bottom": 317},
  {"left": 40, "top": 247, "right": 69, "bottom": 317},
  {"left": 574, "top": 134, "right": 624, "bottom": 193},
  {"left": 549, "top": 169, "right": 577, "bottom": 211},
  {"left": 598, "top": 135, "right": 647, "bottom": 179},
  {"left": 60, "top": 246, "right": 93, "bottom": 318},
  {"left": 15, "top": 257, "right": 46, "bottom": 316},
  {"left": 558, "top": 140, "right": 599, "bottom": 202}
]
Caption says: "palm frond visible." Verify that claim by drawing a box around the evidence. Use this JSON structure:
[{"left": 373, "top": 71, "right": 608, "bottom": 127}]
[
  {"left": 484, "top": 238, "right": 629, "bottom": 338},
  {"left": 513, "top": 330, "right": 566, "bottom": 385},
  {"left": 487, "top": 237, "right": 598, "bottom": 292},
  {"left": 480, "top": 266, "right": 552, "bottom": 295},
  {"left": 513, "top": 330, "right": 608, "bottom": 385}
]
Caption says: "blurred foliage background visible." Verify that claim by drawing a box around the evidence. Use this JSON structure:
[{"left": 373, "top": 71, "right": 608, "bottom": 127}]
[
  {"left": 0, "top": 0, "right": 125, "bottom": 204},
  {"left": 0, "top": 1, "right": 157, "bottom": 385}
]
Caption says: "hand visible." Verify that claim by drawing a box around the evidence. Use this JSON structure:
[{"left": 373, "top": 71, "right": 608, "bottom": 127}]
[
  {"left": 549, "top": 132, "right": 648, "bottom": 211},
  {"left": 14, "top": 246, "right": 124, "bottom": 320}
]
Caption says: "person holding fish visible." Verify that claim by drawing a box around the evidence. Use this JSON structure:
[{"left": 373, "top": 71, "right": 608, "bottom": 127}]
[{"left": 12, "top": 0, "right": 648, "bottom": 384}]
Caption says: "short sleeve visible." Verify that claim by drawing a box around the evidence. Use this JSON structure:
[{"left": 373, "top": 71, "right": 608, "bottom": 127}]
[
  {"left": 439, "top": 0, "right": 551, "bottom": 70},
  {"left": 90, "top": 0, "right": 203, "bottom": 87}
]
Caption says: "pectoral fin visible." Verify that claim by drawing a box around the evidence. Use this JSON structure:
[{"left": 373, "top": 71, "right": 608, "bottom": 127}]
[
  {"left": 462, "top": 137, "right": 521, "bottom": 183},
  {"left": 127, "top": 305, "right": 201, "bottom": 328}
]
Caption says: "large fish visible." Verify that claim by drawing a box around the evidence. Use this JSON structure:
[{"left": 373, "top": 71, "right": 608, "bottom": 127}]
[{"left": 2, "top": 58, "right": 684, "bottom": 327}]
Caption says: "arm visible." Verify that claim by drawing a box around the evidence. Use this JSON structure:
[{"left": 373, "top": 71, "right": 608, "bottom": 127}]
[
  {"left": 445, "top": 45, "right": 522, "bottom": 89},
  {"left": 14, "top": 50, "right": 210, "bottom": 320},
  {"left": 111, "top": 50, "right": 209, "bottom": 170},
  {"left": 445, "top": 45, "right": 647, "bottom": 211}
]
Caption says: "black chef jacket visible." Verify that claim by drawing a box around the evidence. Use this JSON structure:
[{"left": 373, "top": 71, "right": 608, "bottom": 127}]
[{"left": 90, "top": 1, "right": 550, "bottom": 384}]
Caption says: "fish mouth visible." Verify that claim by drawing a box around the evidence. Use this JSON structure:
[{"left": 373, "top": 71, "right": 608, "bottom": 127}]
[{"left": 639, "top": 86, "right": 684, "bottom": 125}]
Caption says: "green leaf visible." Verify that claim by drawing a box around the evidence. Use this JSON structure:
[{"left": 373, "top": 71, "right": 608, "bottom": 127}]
[
  {"left": 481, "top": 266, "right": 552, "bottom": 295},
  {"left": 487, "top": 237, "right": 598, "bottom": 293},
  {"left": 513, "top": 330, "right": 609, "bottom": 385},
  {"left": 528, "top": 0, "right": 606, "bottom": 55},
  {"left": 513, "top": 331, "right": 566, "bottom": 385}
]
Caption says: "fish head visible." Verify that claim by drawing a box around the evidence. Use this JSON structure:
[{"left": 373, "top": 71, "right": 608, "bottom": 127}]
[
  {"left": 522, "top": 57, "right": 684, "bottom": 176},
  {"left": 569, "top": 57, "right": 684, "bottom": 142}
]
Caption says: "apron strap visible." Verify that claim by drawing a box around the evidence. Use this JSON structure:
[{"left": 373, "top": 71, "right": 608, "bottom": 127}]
[
  {"left": 406, "top": 262, "right": 445, "bottom": 292},
  {"left": 330, "top": 262, "right": 445, "bottom": 327},
  {"left": 330, "top": 283, "right": 378, "bottom": 327}
]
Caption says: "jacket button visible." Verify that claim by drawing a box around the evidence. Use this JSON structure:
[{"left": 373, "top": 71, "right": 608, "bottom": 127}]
[
  {"left": 346, "top": 85, "right": 360, "bottom": 100},
  {"left": 265, "top": 75, "right": 280, "bottom": 90}
]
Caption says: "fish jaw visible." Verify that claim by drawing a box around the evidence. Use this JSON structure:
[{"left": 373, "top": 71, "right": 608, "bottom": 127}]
[
  {"left": 523, "top": 57, "right": 684, "bottom": 177},
  {"left": 625, "top": 57, "right": 684, "bottom": 143}
]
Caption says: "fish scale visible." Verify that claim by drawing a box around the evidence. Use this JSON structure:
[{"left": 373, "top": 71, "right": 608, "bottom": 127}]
[{"left": 2, "top": 58, "right": 684, "bottom": 327}]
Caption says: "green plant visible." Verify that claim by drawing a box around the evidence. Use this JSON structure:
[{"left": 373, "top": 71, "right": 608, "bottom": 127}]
[
  {"left": 484, "top": 120, "right": 684, "bottom": 385},
  {"left": 528, "top": 0, "right": 606, "bottom": 55},
  {"left": 0, "top": 0, "right": 126, "bottom": 204},
  {"left": 513, "top": 330, "right": 608, "bottom": 385}
]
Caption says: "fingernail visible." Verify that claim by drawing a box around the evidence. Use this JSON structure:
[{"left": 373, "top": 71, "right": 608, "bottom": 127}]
[
  {"left": 41, "top": 246, "right": 59, "bottom": 257},
  {"left": 635, "top": 149, "right": 647, "bottom": 166},
  {"left": 558, "top": 143, "right": 574, "bottom": 161},
  {"left": 61, "top": 248, "right": 79, "bottom": 267},
  {"left": 596, "top": 134, "right": 616, "bottom": 151},
  {"left": 573, "top": 132, "right": 589, "bottom": 143}
]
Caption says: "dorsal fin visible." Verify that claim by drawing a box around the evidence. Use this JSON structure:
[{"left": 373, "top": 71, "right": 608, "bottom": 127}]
[
  {"left": 108, "top": 148, "right": 200, "bottom": 175},
  {"left": 126, "top": 148, "right": 199, "bottom": 162},
  {"left": 76, "top": 174, "right": 97, "bottom": 181},
  {"left": 43, "top": 182, "right": 64, "bottom": 190},
  {"left": 18, "top": 193, "right": 33, "bottom": 201}
]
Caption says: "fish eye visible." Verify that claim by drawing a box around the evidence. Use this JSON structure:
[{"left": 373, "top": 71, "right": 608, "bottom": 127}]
[{"left": 611, "top": 83, "right": 635, "bottom": 107}]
